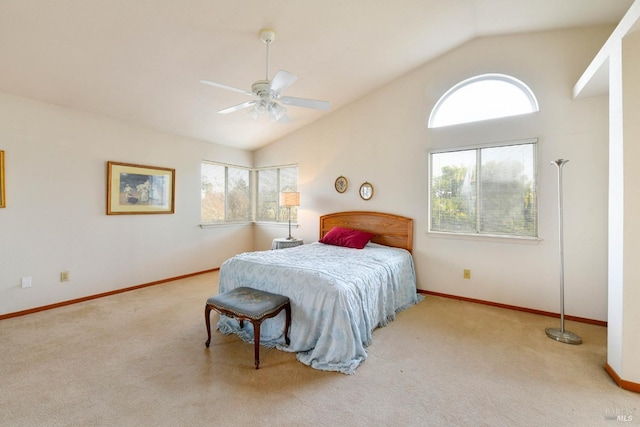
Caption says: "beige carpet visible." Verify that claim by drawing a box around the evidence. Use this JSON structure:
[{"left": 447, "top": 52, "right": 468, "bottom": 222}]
[{"left": 0, "top": 271, "right": 637, "bottom": 427}]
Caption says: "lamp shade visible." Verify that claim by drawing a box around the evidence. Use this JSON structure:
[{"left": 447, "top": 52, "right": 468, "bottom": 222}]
[{"left": 280, "top": 191, "right": 300, "bottom": 207}]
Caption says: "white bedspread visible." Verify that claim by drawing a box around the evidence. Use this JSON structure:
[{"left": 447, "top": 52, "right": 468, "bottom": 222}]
[{"left": 216, "top": 242, "right": 421, "bottom": 374}]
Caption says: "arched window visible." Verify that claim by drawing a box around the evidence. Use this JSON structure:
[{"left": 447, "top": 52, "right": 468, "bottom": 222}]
[{"left": 429, "top": 74, "right": 539, "bottom": 128}]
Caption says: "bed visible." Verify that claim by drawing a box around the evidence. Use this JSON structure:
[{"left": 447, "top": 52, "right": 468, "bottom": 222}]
[{"left": 216, "top": 211, "right": 421, "bottom": 374}]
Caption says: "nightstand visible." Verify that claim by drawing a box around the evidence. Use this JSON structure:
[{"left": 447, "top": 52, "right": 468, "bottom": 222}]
[{"left": 271, "top": 238, "right": 304, "bottom": 250}]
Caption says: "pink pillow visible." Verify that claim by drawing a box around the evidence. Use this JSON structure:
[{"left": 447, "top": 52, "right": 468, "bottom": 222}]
[{"left": 319, "top": 227, "right": 376, "bottom": 249}]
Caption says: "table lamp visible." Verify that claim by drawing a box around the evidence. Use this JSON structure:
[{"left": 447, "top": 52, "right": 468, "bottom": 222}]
[{"left": 280, "top": 191, "right": 300, "bottom": 240}]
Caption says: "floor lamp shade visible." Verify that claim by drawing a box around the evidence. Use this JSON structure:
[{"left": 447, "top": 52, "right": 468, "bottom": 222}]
[{"left": 280, "top": 192, "right": 299, "bottom": 240}]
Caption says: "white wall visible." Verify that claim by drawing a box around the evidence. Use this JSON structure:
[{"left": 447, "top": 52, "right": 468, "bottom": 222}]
[
  {"left": 0, "top": 93, "right": 254, "bottom": 315},
  {"left": 255, "top": 27, "right": 613, "bottom": 321},
  {"left": 620, "top": 30, "right": 640, "bottom": 384},
  {"left": 608, "top": 36, "right": 625, "bottom": 378}
]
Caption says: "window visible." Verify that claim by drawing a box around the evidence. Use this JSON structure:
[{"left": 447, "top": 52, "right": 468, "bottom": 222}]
[
  {"left": 201, "top": 162, "right": 251, "bottom": 223},
  {"left": 429, "top": 74, "right": 539, "bottom": 128},
  {"left": 429, "top": 139, "right": 538, "bottom": 238},
  {"left": 200, "top": 162, "right": 298, "bottom": 225},
  {"left": 256, "top": 166, "right": 298, "bottom": 223}
]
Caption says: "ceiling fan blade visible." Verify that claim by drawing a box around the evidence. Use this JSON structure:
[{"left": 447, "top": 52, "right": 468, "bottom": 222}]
[
  {"left": 269, "top": 70, "right": 297, "bottom": 94},
  {"left": 280, "top": 96, "right": 331, "bottom": 110},
  {"left": 200, "top": 80, "right": 253, "bottom": 96},
  {"left": 218, "top": 100, "right": 257, "bottom": 114}
]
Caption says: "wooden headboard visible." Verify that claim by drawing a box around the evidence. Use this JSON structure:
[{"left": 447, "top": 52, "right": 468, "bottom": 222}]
[{"left": 319, "top": 211, "right": 414, "bottom": 253}]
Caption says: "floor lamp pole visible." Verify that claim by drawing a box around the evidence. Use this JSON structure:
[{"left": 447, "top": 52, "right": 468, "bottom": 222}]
[{"left": 545, "top": 159, "right": 582, "bottom": 345}]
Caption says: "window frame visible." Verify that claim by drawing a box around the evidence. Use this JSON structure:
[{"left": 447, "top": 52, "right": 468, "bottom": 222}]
[
  {"left": 200, "top": 161, "right": 253, "bottom": 225},
  {"left": 428, "top": 73, "right": 539, "bottom": 128},
  {"left": 200, "top": 161, "right": 298, "bottom": 226},
  {"left": 254, "top": 164, "right": 299, "bottom": 224},
  {"left": 428, "top": 138, "right": 539, "bottom": 240}
]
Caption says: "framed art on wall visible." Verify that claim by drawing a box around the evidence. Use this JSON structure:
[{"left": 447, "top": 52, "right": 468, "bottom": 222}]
[
  {"left": 107, "top": 161, "right": 175, "bottom": 215},
  {"left": 0, "top": 150, "right": 5, "bottom": 208},
  {"left": 335, "top": 175, "right": 348, "bottom": 193},
  {"left": 359, "top": 182, "right": 374, "bottom": 200}
]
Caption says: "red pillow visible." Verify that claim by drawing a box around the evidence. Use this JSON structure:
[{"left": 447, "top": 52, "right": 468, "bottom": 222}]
[{"left": 319, "top": 227, "right": 376, "bottom": 249}]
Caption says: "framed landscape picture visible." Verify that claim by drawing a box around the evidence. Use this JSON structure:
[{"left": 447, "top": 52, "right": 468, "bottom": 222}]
[
  {"left": 107, "top": 161, "right": 175, "bottom": 215},
  {"left": 0, "top": 150, "right": 5, "bottom": 208}
]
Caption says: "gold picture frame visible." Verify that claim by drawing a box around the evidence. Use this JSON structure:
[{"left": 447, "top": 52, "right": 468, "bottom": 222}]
[
  {"left": 107, "top": 161, "right": 175, "bottom": 215},
  {"left": 335, "top": 175, "right": 348, "bottom": 193},
  {"left": 359, "top": 182, "right": 374, "bottom": 201},
  {"left": 0, "top": 150, "right": 5, "bottom": 208}
]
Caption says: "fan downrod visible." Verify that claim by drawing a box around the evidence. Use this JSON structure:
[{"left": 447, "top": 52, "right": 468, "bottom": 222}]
[{"left": 259, "top": 29, "right": 276, "bottom": 81}]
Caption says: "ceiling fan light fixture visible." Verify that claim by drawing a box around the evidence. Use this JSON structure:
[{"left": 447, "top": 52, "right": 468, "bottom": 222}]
[
  {"left": 249, "top": 100, "right": 287, "bottom": 122},
  {"left": 250, "top": 99, "right": 268, "bottom": 120},
  {"left": 269, "top": 102, "right": 287, "bottom": 122}
]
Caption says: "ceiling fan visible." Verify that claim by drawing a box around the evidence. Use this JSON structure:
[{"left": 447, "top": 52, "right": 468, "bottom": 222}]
[{"left": 200, "top": 28, "right": 331, "bottom": 123}]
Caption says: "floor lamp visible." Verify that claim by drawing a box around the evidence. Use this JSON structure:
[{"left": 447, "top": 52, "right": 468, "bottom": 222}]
[
  {"left": 545, "top": 159, "right": 582, "bottom": 345},
  {"left": 280, "top": 192, "right": 300, "bottom": 240}
]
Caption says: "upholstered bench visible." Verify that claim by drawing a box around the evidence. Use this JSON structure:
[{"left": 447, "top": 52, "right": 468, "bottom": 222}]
[{"left": 205, "top": 287, "right": 291, "bottom": 369}]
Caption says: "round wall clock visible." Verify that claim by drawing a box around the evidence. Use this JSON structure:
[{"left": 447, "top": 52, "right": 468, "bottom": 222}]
[
  {"left": 359, "top": 182, "right": 374, "bottom": 200},
  {"left": 335, "top": 176, "right": 348, "bottom": 193}
]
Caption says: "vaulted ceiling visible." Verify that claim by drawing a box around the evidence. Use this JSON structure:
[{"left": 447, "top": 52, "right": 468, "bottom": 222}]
[{"left": 0, "top": 0, "right": 632, "bottom": 150}]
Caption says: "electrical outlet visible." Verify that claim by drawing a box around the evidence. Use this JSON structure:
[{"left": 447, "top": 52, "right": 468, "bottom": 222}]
[
  {"left": 463, "top": 269, "right": 471, "bottom": 279},
  {"left": 21, "top": 277, "right": 32, "bottom": 288},
  {"left": 60, "top": 271, "right": 70, "bottom": 282}
]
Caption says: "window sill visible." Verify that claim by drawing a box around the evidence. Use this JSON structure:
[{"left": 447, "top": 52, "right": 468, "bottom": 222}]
[
  {"left": 254, "top": 221, "right": 299, "bottom": 229},
  {"left": 427, "top": 230, "right": 542, "bottom": 244},
  {"left": 199, "top": 221, "right": 299, "bottom": 229},
  {"left": 199, "top": 221, "right": 252, "bottom": 229}
]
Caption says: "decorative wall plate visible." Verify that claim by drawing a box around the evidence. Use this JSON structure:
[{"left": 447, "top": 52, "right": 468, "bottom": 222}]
[
  {"left": 335, "top": 176, "right": 348, "bottom": 193},
  {"left": 359, "top": 182, "right": 374, "bottom": 200}
]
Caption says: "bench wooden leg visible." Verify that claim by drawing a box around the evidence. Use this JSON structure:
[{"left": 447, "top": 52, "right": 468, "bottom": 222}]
[
  {"left": 284, "top": 303, "right": 291, "bottom": 345},
  {"left": 253, "top": 321, "right": 261, "bottom": 369},
  {"left": 205, "top": 305, "right": 212, "bottom": 347}
]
